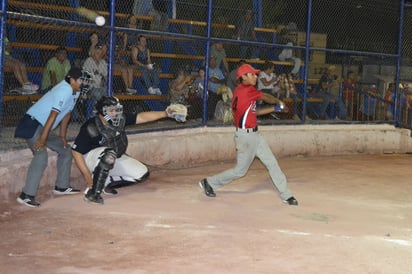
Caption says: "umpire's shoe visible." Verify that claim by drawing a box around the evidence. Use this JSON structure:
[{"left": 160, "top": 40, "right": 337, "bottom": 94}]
[
  {"left": 199, "top": 178, "right": 216, "bottom": 197},
  {"left": 53, "top": 186, "right": 81, "bottom": 195}
]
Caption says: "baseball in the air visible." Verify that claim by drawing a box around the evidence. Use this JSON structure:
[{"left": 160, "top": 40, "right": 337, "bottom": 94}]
[{"left": 95, "top": 16, "right": 105, "bottom": 26}]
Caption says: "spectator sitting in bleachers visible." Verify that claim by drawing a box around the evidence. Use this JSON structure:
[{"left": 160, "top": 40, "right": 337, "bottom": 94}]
[
  {"left": 342, "top": 70, "right": 359, "bottom": 120},
  {"left": 83, "top": 45, "right": 108, "bottom": 119},
  {"left": 192, "top": 67, "right": 206, "bottom": 99},
  {"left": 40, "top": 47, "right": 71, "bottom": 94},
  {"left": 132, "top": 0, "right": 168, "bottom": 31},
  {"left": 122, "top": 14, "right": 140, "bottom": 51},
  {"left": 257, "top": 60, "right": 281, "bottom": 95},
  {"left": 114, "top": 14, "right": 138, "bottom": 94},
  {"left": 208, "top": 55, "right": 226, "bottom": 119},
  {"left": 359, "top": 84, "right": 379, "bottom": 121},
  {"left": 277, "top": 73, "right": 304, "bottom": 121},
  {"left": 276, "top": 23, "right": 302, "bottom": 78},
  {"left": 4, "top": 37, "right": 39, "bottom": 93},
  {"left": 320, "top": 65, "right": 340, "bottom": 96},
  {"left": 168, "top": 67, "right": 193, "bottom": 104},
  {"left": 386, "top": 82, "right": 409, "bottom": 121},
  {"left": 307, "top": 78, "right": 331, "bottom": 119},
  {"left": 87, "top": 33, "right": 108, "bottom": 60},
  {"left": 235, "top": 9, "right": 259, "bottom": 59},
  {"left": 130, "top": 34, "right": 162, "bottom": 95},
  {"left": 319, "top": 66, "right": 347, "bottom": 119},
  {"left": 169, "top": 66, "right": 203, "bottom": 120},
  {"left": 257, "top": 61, "right": 302, "bottom": 120},
  {"left": 384, "top": 83, "right": 396, "bottom": 120},
  {"left": 210, "top": 41, "right": 229, "bottom": 74}
]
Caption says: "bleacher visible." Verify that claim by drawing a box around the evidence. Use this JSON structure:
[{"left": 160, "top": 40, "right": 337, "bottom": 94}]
[{"left": 2, "top": 0, "right": 327, "bottom": 126}]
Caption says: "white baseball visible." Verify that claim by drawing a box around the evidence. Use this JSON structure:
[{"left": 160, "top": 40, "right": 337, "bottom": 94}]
[{"left": 95, "top": 16, "right": 105, "bottom": 26}]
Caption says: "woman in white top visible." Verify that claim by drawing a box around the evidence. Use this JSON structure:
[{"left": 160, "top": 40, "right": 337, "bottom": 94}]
[{"left": 257, "top": 61, "right": 281, "bottom": 96}]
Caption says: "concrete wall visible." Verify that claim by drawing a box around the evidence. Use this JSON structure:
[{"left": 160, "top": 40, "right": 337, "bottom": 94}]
[{"left": 2, "top": 124, "right": 412, "bottom": 206}]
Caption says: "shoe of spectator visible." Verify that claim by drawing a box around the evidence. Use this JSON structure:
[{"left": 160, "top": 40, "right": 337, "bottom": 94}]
[
  {"left": 154, "top": 88, "right": 162, "bottom": 95},
  {"left": 148, "top": 87, "right": 157, "bottom": 95},
  {"left": 103, "top": 186, "right": 118, "bottom": 195},
  {"left": 16, "top": 192, "right": 40, "bottom": 208},
  {"left": 283, "top": 196, "right": 298, "bottom": 206},
  {"left": 199, "top": 178, "right": 216, "bottom": 197},
  {"left": 53, "top": 186, "right": 81, "bottom": 195},
  {"left": 126, "top": 88, "right": 136, "bottom": 95},
  {"left": 270, "top": 113, "right": 280, "bottom": 120},
  {"left": 293, "top": 114, "right": 300, "bottom": 121},
  {"left": 84, "top": 191, "right": 104, "bottom": 205},
  {"left": 305, "top": 115, "right": 312, "bottom": 121},
  {"left": 22, "top": 82, "right": 39, "bottom": 91}
]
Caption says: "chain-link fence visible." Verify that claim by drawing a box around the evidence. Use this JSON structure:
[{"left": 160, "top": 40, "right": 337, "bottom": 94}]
[{"left": 0, "top": 0, "right": 410, "bottom": 151}]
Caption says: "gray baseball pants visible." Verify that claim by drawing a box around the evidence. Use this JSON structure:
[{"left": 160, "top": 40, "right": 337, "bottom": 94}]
[
  {"left": 23, "top": 125, "right": 72, "bottom": 196},
  {"left": 207, "top": 129, "right": 293, "bottom": 200}
]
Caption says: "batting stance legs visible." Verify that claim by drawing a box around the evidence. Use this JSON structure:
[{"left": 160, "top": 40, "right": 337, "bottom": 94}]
[{"left": 205, "top": 130, "right": 293, "bottom": 201}]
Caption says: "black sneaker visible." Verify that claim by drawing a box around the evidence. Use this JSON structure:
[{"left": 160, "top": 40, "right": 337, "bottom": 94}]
[
  {"left": 84, "top": 191, "right": 104, "bottom": 205},
  {"left": 103, "top": 186, "right": 118, "bottom": 195},
  {"left": 16, "top": 192, "right": 40, "bottom": 208},
  {"left": 53, "top": 186, "right": 81, "bottom": 195},
  {"left": 283, "top": 196, "right": 298, "bottom": 206},
  {"left": 199, "top": 178, "right": 216, "bottom": 197}
]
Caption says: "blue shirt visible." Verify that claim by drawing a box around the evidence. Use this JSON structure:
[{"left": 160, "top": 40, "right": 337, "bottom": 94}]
[
  {"left": 359, "top": 94, "right": 377, "bottom": 116},
  {"left": 387, "top": 92, "right": 407, "bottom": 116},
  {"left": 208, "top": 67, "right": 225, "bottom": 93},
  {"left": 27, "top": 80, "right": 80, "bottom": 129}
]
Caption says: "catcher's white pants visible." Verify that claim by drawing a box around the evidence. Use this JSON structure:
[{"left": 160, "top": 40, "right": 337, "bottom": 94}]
[{"left": 84, "top": 147, "right": 148, "bottom": 186}]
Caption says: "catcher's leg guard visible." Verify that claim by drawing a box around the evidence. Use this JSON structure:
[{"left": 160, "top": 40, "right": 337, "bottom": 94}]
[{"left": 86, "top": 148, "right": 117, "bottom": 203}]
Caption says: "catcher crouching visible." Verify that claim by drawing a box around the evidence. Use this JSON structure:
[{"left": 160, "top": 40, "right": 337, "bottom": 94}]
[{"left": 71, "top": 96, "right": 187, "bottom": 204}]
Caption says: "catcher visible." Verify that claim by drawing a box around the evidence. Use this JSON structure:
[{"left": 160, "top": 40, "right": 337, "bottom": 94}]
[{"left": 71, "top": 96, "right": 187, "bottom": 204}]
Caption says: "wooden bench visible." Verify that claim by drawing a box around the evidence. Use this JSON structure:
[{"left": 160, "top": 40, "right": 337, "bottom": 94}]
[
  {"left": 5, "top": 1, "right": 301, "bottom": 77},
  {"left": 7, "top": 1, "right": 277, "bottom": 36}
]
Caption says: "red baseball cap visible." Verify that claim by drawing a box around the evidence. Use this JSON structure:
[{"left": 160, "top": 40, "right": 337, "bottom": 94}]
[{"left": 236, "top": 64, "right": 261, "bottom": 79}]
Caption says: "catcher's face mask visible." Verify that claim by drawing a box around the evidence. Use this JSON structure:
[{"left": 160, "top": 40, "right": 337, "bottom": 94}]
[
  {"left": 79, "top": 70, "right": 92, "bottom": 96},
  {"left": 102, "top": 103, "right": 123, "bottom": 127}
]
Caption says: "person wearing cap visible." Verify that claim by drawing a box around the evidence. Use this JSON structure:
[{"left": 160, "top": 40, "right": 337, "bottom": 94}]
[
  {"left": 14, "top": 67, "right": 90, "bottom": 208},
  {"left": 199, "top": 64, "right": 298, "bottom": 206}
]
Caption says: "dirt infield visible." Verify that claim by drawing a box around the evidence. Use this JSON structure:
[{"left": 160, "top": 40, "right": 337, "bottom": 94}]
[{"left": 1, "top": 154, "right": 412, "bottom": 274}]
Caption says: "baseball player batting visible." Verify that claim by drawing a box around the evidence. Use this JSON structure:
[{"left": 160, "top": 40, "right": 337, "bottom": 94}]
[{"left": 199, "top": 64, "right": 298, "bottom": 206}]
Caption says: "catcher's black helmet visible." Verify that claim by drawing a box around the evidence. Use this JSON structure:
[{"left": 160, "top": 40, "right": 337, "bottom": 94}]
[
  {"left": 96, "top": 96, "right": 120, "bottom": 115},
  {"left": 96, "top": 96, "right": 123, "bottom": 126}
]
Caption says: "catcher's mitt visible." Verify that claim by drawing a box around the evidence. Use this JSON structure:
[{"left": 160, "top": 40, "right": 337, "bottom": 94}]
[{"left": 166, "top": 103, "right": 188, "bottom": 122}]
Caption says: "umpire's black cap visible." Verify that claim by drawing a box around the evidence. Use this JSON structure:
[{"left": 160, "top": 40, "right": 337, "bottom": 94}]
[{"left": 66, "top": 67, "right": 83, "bottom": 80}]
